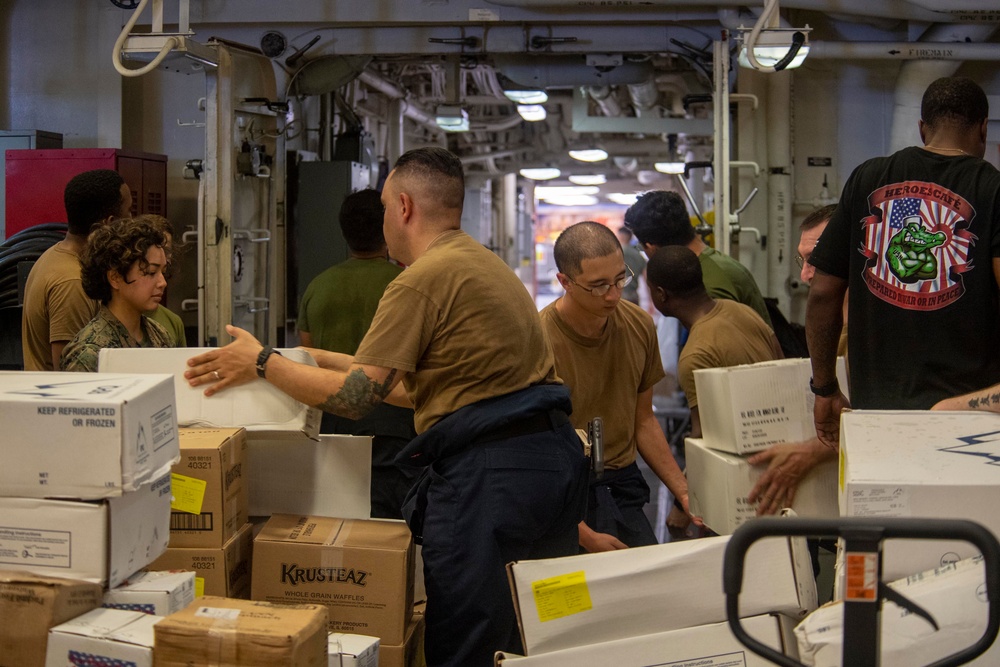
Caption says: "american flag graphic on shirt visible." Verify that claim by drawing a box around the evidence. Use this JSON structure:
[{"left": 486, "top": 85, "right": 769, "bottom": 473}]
[{"left": 861, "top": 180, "right": 976, "bottom": 311}]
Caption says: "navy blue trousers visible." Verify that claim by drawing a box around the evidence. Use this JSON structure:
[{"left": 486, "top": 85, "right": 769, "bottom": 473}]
[{"left": 419, "top": 421, "right": 588, "bottom": 667}]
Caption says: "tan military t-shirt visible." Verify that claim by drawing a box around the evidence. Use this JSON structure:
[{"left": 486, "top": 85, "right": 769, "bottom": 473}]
[
  {"left": 678, "top": 299, "right": 783, "bottom": 408},
  {"left": 541, "top": 300, "right": 664, "bottom": 470},
  {"left": 354, "top": 230, "right": 559, "bottom": 433},
  {"left": 22, "top": 243, "right": 99, "bottom": 371}
]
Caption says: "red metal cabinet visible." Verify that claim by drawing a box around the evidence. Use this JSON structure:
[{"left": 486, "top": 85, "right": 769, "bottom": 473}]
[{"left": 4, "top": 148, "right": 167, "bottom": 236}]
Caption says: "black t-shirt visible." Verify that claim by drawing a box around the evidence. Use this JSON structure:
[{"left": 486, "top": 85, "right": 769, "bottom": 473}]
[{"left": 810, "top": 146, "right": 1000, "bottom": 409}]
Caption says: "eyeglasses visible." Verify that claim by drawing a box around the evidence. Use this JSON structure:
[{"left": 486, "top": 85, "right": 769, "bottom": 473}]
[{"left": 567, "top": 265, "right": 634, "bottom": 296}]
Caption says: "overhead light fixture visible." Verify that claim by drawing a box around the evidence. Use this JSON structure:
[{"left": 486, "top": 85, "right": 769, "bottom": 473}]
[
  {"left": 517, "top": 104, "right": 547, "bottom": 122},
  {"left": 607, "top": 193, "right": 640, "bottom": 206},
  {"left": 542, "top": 195, "right": 600, "bottom": 207},
  {"left": 504, "top": 89, "right": 548, "bottom": 105},
  {"left": 569, "top": 148, "right": 609, "bottom": 163},
  {"left": 535, "top": 186, "right": 600, "bottom": 198},
  {"left": 568, "top": 174, "right": 607, "bottom": 186},
  {"left": 737, "top": 1, "right": 810, "bottom": 72},
  {"left": 520, "top": 167, "right": 562, "bottom": 181},
  {"left": 435, "top": 105, "right": 470, "bottom": 132},
  {"left": 654, "top": 162, "right": 686, "bottom": 175}
]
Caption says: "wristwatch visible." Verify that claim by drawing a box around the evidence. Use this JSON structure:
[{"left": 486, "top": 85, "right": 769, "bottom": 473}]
[
  {"left": 255, "top": 346, "right": 282, "bottom": 378},
  {"left": 809, "top": 377, "right": 840, "bottom": 397}
]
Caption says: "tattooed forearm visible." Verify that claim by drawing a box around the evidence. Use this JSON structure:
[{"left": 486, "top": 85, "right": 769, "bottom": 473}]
[{"left": 316, "top": 368, "right": 398, "bottom": 419}]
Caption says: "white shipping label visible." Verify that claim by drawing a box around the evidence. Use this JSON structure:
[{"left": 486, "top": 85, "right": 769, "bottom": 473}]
[
  {"left": 847, "top": 486, "right": 912, "bottom": 517},
  {"left": 195, "top": 606, "right": 241, "bottom": 620},
  {"left": 0, "top": 526, "right": 71, "bottom": 568}
]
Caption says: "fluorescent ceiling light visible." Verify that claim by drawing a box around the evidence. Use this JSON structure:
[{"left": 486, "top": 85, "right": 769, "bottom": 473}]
[
  {"left": 535, "top": 186, "right": 600, "bottom": 198},
  {"left": 520, "top": 167, "right": 562, "bottom": 181},
  {"left": 542, "top": 195, "right": 599, "bottom": 207},
  {"left": 517, "top": 104, "right": 547, "bottom": 122},
  {"left": 738, "top": 29, "right": 810, "bottom": 71},
  {"left": 435, "top": 105, "right": 470, "bottom": 132},
  {"left": 504, "top": 89, "right": 548, "bottom": 104},
  {"left": 569, "top": 148, "right": 609, "bottom": 163},
  {"left": 607, "top": 193, "right": 640, "bottom": 206},
  {"left": 568, "top": 174, "right": 607, "bottom": 185},
  {"left": 654, "top": 162, "right": 686, "bottom": 175}
]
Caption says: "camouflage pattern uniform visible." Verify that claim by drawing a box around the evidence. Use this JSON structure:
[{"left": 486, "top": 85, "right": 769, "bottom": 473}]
[{"left": 61, "top": 305, "right": 173, "bottom": 372}]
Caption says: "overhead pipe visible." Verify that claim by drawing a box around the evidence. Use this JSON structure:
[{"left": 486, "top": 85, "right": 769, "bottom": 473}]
[
  {"left": 587, "top": 85, "right": 623, "bottom": 117},
  {"left": 357, "top": 70, "right": 439, "bottom": 132},
  {"left": 494, "top": 55, "right": 655, "bottom": 89},
  {"left": 809, "top": 40, "right": 1000, "bottom": 60},
  {"left": 627, "top": 79, "right": 660, "bottom": 117}
]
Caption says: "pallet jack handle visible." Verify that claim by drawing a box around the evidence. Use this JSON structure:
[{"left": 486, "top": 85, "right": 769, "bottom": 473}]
[{"left": 722, "top": 517, "right": 1000, "bottom": 667}]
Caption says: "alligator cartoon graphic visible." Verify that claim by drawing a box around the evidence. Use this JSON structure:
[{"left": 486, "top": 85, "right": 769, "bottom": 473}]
[{"left": 886, "top": 218, "right": 947, "bottom": 283}]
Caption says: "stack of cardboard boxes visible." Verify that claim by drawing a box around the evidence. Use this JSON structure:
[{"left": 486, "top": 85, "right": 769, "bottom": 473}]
[
  {"left": 686, "top": 359, "right": 845, "bottom": 534},
  {"left": 0, "top": 371, "right": 180, "bottom": 666},
  {"left": 498, "top": 532, "right": 816, "bottom": 664}
]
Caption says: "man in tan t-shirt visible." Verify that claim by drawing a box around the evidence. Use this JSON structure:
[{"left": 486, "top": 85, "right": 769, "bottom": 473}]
[
  {"left": 186, "top": 148, "right": 587, "bottom": 667},
  {"left": 22, "top": 169, "right": 132, "bottom": 370},
  {"left": 541, "top": 222, "right": 693, "bottom": 552}
]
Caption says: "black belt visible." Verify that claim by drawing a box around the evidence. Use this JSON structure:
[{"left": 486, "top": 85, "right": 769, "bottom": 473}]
[{"left": 479, "top": 409, "right": 569, "bottom": 444}]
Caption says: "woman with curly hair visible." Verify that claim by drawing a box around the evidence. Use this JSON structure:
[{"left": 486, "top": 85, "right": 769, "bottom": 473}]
[{"left": 60, "top": 216, "right": 174, "bottom": 372}]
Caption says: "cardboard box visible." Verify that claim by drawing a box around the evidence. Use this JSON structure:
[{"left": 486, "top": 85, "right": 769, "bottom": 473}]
[
  {"left": 694, "top": 358, "right": 848, "bottom": 455},
  {"left": 146, "top": 521, "right": 253, "bottom": 599},
  {"left": 98, "top": 347, "right": 321, "bottom": 439},
  {"left": 0, "top": 473, "right": 172, "bottom": 587},
  {"left": 102, "top": 570, "right": 196, "bottom": 616},
  {"left": 0, "top": 570, "right": 103, "bottom": 667},
  {"left": 495, "top": 613, "right": 798, "bottom": 666},
  {"left": 328, "top": 632, "right": 380, "bottom": 667},
  {"left": 686, "top": 437, "right": 838, "bottom": 534},
  {"left": 252, "top": 515, "right": 414, "bottom": 645},
  {"left": 507, "top": 533, "right": 816, "bottom": 656},
  {"left": 839, "top": 410, "right": 1000, "bottom": 582},
  {"left": 379, "top": 614, "right": 425, "bottom": 667},
  {"left": 796, "top": 556, "right": 997, "bottom": 666},
  {"left": 0, "top": 372, "right": 178, "bottom": 499},
  {"left": 45, "top": 608, "right": 159, "bottom": 667},
  {"left": 247, "top": 433, "right": 371, "bottom": 518},
  {"left": 153, "top": 596, "right": 329, "bottom": 667},
  {"left": 170, "top": 427, "right": 249, "bottom": 547}
]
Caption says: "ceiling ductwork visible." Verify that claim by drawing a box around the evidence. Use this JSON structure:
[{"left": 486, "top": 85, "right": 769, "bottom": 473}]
[{"left": 494, "top": 55, "right": 656, "bottom": 90}]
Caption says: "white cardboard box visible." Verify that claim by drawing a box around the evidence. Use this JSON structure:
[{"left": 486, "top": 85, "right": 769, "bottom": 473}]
[
  {"left": 686, "top": 437, "right": 839, "bottom": 535},
  {"left": 507, "top": 533, "right": 816, "bottom": 656},
  {"left": 0, "top": 372, "right": 178, "bottom": 499},
  {"left": 839, "top": 410, "right": 1000, "bottom": 582},
  {"left": 329, "top": 632, "right": 380, "bottom": 667},
  {"left": 694, "top": 358, "right": 848, "bottom": 455},
  {"left": 796, "top": 556, "right": 997, "bottom": 666},
  {"left": 45, "top": 607, "right": 159, "bottom": 667},
  {"left": 496, "top": 613, "right": 798, "bottom": 666},
  {"left": 98, "top": 347, "right": 321, "bottom": 439},
  {"left": 247, "top": 433, "right": 371, "bottom": 518},
  {"left": 0, "top": 473, "right": 172, "bottom": 587},
  {"left": 102, "top": 570, "right": 196, "bottom": 616}
]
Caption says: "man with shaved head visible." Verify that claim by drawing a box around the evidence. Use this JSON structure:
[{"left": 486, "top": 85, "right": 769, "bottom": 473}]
[
  {"left": 542, "top": 221, "right": 694, "bottom": 552},
  {"left": 186, "top": 147, "right": 587, "bottom": 667}
]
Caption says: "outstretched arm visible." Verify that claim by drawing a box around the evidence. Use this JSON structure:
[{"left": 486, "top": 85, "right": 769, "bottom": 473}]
[{"left": 806, "top": 269, "right": 851, "bottom": 451}]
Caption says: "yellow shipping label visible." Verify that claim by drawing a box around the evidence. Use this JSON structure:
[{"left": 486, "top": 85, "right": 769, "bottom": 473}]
[
  {"left": 171, "top": 473, "right": 207, "bottom": 515},
  {"left": 531, "top": 570, "right": 593, "bottom": 622},
  {"left": 195, "top": 577, "right": 205, "bottom": 598}
]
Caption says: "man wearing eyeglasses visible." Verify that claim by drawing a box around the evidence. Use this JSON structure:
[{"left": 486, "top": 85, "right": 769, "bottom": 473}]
[{"left": 541, "top": 221, "right": 696, "bottom": 551}]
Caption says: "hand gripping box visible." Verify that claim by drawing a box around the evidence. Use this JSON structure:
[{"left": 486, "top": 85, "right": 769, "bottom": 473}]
[
  {"left": 169, "top": 427, "right": 249, "bottom": 547},
  {"left": 98, "top": 347, "right": 321, "bottom": 439},
  {"left": 45, "top": 608, "right": 159, "bottom": 667},
  {"left": 507, "top": 532, "right": 816, "bottom": 656},
  {"left": 0, "top": 570, "right": 103, "bottom": 667},
  {"left": 686, "top": 437, "right": 838, "bottom": 534},
  {"left": 153, "top": 596, "right": 329, "bottom": 667},
  {"left": 146, "top": 521, "right": 253, "bottom": 599},
  {"left": 102, "top": 570, "right": 196, "bottom": 616},
  {"left": 247, "top": 433, "right": 371, "bottom": 518},
  {"left": 0, "top": 473, "right": 172, "bottom": 588},
  {"left": 694, "top": 358, "right": 848, "bottom": 455},
  {"left": 839, "top": 410, "right": 1000, "bottom": 582},
  {"left": 495, "top": 613, "right": 799, "bottom": 666},
  {"left": 796, "top": 556, "right": 998, "bottom": 666},
  {"left": 0, "top": 372, "right": 178, "bottom": 499},
  {"left": 252, "top": 515, "right": 414, "bottom": 645}
]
